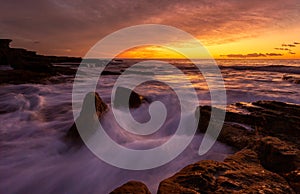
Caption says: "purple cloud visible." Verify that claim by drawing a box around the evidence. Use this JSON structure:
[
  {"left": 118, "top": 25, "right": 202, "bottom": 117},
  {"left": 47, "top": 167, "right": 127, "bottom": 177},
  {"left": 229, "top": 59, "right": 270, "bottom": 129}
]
[{"left": 0, "top": 0, "right": 299, "bottom": 56}]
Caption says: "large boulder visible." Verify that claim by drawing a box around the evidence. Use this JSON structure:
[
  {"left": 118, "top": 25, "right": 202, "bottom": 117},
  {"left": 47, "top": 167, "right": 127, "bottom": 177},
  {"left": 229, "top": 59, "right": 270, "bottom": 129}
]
[
  {"left": 196, "top": 100, "right": 300, "bottom": 150},
  {"left": 65, "top": 92, "right": 108, "bottom": 144},
  {"left": 113, "top": 86, "right": 146, "bottom": 108},
  {"left": 110, "top": 181, "right": 151, "bottom": 194},
  {"left": 158, "top": 149, "right": 295, "bottom": 194},
  {"left": 195, "top": 101, "right": 300, "bottom": 193},
  {"left": 254, "top": 136, "right": 299, "bottom": 173}
]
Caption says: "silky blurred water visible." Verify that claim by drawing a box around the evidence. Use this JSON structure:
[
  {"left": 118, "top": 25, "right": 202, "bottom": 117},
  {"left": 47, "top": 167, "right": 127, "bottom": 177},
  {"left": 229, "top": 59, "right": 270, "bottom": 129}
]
[{"left": 0, "top": 59, "right": 299, "bottom": 193}]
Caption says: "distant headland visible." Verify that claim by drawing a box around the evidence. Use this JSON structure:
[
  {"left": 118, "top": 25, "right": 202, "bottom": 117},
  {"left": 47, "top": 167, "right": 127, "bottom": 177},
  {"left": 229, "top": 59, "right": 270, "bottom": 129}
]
[
  {"left": 0, "top": 39, "right": 81, "bottom": 68},
  {"left": 0, "top": 39, "right": 82, "bottom": 84}
]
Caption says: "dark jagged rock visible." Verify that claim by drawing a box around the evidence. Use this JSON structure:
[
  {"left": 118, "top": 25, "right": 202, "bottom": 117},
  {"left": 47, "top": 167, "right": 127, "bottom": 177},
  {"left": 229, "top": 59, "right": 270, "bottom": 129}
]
[
  {"left": 113, "top": 87, "right": 146, "bottom": 108},
  {"left": 195, "top": 100, "right": 300, "bottom": 192},
  {"left": 65, "top": 92, "right": 108, "bottom": 144},
  {"left": 197, "top": 100, "right": 300, "bottom": 149},
  {"left": 110, "top": 181, "right": 151, "bottom": 194},
  {"left": 254, "top": 136, "right": 299, "bottom": 173},
  {"left": 110, "top": 100, "right": 300, "bottom": 193},
  {"left": 284, "top": 169, "right": 300, "bottom": 192},
  {"left": 282, "top": 74, "right": 300, "bottom": 84},
  {"left": 0, "top": 39, "right": 12, "bottom": 65},
  {"left": 0, "top": 39, "right": 81, "bottom": 84},
  {"left": 0, "top": 39, "right": 11, "bottom": 48},
  {"left": 109, "top": 101, "right": 300, "bottom": 193},
  {"left": 10, "top": 60, "right": 54, "bottom": 73},
  {"left": 158, "top": 149, "right": 295, "bottom": 194},
  {"left": 218, "top": 123, "right": 257, "bottom": 150},
  {"left": 0, "top": 39, "right": 81, "bottom": 67}
]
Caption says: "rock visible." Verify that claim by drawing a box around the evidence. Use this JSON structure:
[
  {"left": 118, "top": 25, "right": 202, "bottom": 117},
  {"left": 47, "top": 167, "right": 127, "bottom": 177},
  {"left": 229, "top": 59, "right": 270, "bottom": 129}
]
[
  {"left": 282, "top": 74, "right": 300, "bottom": 84},
  {"left": 254, "top": 136, "right": 299, "bottom": 173},
  {"left": 196, "top": 105, "right": 257, "bottom": 150},
  {"left": 0, "top": 39, "right": 81, "bottom": 84},
  {"left": 0, "top": 39, "right": 12, "bottom": 49},
  {"left": 0, "top": 39, "right": 12, "bottom": 66},
  {"left": 284, "top": 170, "right": 300, "bottom": 193},
  {"left": 195, "top": 101, "right": 300, "bottom": 192},
  {"left": 158, "top": 159, "right": 219, "bottom": 194},
  {"left": 113, "top": 86, "right": 146, "bottom": 108},
  {"left": 110, "top": 181, "right": 151, "bottom": 194},
  {"left": 65, "top": 92, "right": 108, "bottom": 144},
  {"left": 10, "top": 60, "right": 54, "bottom": 73},
  {"left": 102, "top": 100, "right": 300, "bottom": 193},
  {"left": 218, "top": 123, "right": 257, "bottom": 150},
  {"left": 158, "top": 149, "right": 295, "bottom": 194},
  {"left": 196, "top": 100, "right": 300, "bottom": 150}
]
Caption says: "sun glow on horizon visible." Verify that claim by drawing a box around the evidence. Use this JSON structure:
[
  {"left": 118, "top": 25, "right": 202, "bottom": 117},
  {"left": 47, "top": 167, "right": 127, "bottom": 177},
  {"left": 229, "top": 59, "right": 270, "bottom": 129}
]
[
  {"left": 116, "top": 26, "right": 300, "bottom": 60},
  {"left": 117, "top": 46, "right": 186, "bottom": 59}
]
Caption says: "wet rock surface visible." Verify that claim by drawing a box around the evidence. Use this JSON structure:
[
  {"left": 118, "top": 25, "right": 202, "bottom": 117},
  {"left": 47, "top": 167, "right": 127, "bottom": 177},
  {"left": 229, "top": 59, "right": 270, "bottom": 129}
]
[
  {"left": 158, "top": 149, "right": 295, "bottom": 194},
  {"left": 111, "top": 101, "right": 300, "bottom": 193},
  {"left": 64, "top": 92, "right": 108, "bottom": 144},
  {"left": 197, "top": 100, "right": 300, "bottom": 150},
  {"left": 195, "top": 100, "right": 300, "bottom": 193},
  {"left": 110, "top": 181, "right": 151, "bottom": 194},
  {"left": 254, "top": 136, "right": 299, "bottom": 173},
  {"left": 113, "top": 86, "right": 147, "bottom": 108}
]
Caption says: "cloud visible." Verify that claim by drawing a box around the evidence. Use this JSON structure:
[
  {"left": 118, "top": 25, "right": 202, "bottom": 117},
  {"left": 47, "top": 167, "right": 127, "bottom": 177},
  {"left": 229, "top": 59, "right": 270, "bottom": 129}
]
[
  {"left": 282, "top": 43, "right": 297, "bottom": 47},
  {"left": 266, "top": 53, "right": 283, "bottom": 56},
  {"left": 294, "top": 42, "right": 300, "bottom": 44},
  {"left": 220, "top": 54, "right": 245, "bottom": 58},
  {"left": 221, "top": 52, "right": 283, "bottom": 58},
  {"left": 247, "top": 53, "right": 266, "bottom": 57},
  {"left": 274, "top": 48, "right": 290, "bottom": 51},
  {"left": 0, "top": 0, "right": 299, "bottom": 56}
]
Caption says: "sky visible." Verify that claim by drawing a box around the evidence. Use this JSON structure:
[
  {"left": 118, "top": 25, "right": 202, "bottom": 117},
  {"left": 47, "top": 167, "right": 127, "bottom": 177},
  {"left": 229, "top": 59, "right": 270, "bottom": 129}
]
[{"left": 1, "top": 0, "right": 300, "bottom": 59}]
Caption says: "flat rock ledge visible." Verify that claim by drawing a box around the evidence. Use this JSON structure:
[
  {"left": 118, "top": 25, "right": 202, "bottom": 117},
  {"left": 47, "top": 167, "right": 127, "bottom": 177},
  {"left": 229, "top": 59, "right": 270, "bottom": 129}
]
[{"left": 158, "top": 149, "right": 295, "bottom": 194}]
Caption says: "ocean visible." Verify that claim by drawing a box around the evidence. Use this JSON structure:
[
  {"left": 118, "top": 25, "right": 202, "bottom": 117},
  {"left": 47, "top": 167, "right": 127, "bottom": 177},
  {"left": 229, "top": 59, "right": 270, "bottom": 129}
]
[{"left": 0, "top": 59, "right": 299, "bottom": 193}]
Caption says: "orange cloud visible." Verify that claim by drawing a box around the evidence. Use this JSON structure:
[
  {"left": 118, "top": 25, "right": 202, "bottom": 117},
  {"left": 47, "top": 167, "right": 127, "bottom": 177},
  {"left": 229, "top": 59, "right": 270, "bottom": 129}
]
[
  {"left": 220, "top": 53, "right": 283, "bottom": 58},
  {"left": 1, "top": 0, "right": 299, "bottom": 58}
]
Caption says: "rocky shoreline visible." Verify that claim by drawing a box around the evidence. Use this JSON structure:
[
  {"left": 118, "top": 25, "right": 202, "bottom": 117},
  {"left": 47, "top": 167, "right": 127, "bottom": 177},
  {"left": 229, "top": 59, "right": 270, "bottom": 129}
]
[
  {"left": 1, "top": 39, "right": 299, "bottom": 193},
  {"left": 111, "top": 101, "right": 300, "bottom": 193},
  {"left": 0, "top": 39, "right": 81, "bottom": 84},
  {"left": 0, "top": 39, "right": 132, "bottom": 84}
]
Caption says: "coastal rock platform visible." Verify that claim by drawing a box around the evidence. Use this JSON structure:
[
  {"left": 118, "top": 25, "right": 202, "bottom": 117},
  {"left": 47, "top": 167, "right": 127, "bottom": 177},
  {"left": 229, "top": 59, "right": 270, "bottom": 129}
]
[{"left": 112, "top": 101, "right": 300, "bottom": 193}]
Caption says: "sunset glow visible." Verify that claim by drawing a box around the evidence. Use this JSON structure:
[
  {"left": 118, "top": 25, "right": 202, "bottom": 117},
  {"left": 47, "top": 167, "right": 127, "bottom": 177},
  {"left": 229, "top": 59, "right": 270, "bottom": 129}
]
[
  {"left": 1, "top": 0, "right": 300, "bottom": 59},
  {"left": 1, "top": 1, "right": 300, "bottom": 193},
  {"left": 118, "top": 27, "right": 300, "bottom": 59}
]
